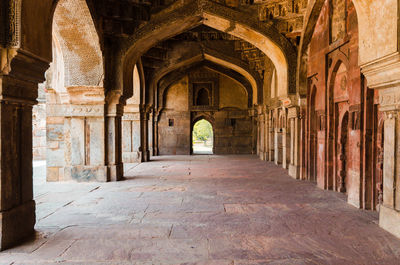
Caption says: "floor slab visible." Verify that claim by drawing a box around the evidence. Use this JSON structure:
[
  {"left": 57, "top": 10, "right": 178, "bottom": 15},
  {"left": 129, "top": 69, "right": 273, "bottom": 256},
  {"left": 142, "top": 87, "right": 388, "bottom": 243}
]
[{"left": 1, "top": 155, "right": 400, "bottom": 264}]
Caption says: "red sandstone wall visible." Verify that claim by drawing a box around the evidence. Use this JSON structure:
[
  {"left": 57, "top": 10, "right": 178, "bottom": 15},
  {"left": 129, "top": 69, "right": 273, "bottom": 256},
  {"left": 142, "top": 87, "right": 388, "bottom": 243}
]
[{"left": 307, "top": 0, "right": 363, "bottom": 207}]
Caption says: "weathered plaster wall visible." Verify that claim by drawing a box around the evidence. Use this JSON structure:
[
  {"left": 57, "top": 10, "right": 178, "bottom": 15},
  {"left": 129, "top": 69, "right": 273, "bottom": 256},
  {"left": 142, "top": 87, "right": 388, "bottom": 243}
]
[
  {"left": 219, "top": 75, "right": 247, "bottom": 109},
  {"left": 159, "top": 77, "right": 191, "bottom": 155}
]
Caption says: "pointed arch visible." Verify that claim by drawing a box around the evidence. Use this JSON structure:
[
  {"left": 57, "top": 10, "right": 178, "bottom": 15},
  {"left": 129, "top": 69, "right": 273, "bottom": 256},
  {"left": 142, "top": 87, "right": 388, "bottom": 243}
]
[
  {"left": 120, "top": 0, "right": 296, "bottom": 106},
  {"left": 151, "top": 49, "right": 261, "bottom": 109}
]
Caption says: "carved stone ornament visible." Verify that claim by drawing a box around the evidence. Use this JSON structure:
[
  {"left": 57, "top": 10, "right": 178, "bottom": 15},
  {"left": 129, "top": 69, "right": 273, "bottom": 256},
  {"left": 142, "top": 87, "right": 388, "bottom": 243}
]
[
  {"left": 47, "top": 104, "right": 105, "bottom": 117},
  {"left": 7, "top": 0, "right": 21, "bottom": 48}
]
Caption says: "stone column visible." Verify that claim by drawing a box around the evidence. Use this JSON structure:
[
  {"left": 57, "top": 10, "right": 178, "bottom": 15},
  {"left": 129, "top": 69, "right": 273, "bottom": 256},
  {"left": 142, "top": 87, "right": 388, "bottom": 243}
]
[
  {"left": 65, "top": 87, "right": 107, "bottom": 182},
  {"left": 153, "top": 111, "right": 160, "bottom": 156},
  {"left": 258, "top": 106, "right": 265, "bottom": 160},
  {"left": 47, "top": 87, "right": 112, "bottom": 182},
  {"left": 140, "top": 106, "right": 150, "bottom": 162},
  {"left": 274, "top": 109, "right": 282, "bottom": 165},
  {"left": 148, "top": 111, "right": 154, "bottom": 157},
  {"left": 299, "top": 107, "right": 306, "bottom": 180},
  {"left": 288, "top": 106, "right": 300, "bottom": 179},
  {"left": 0, "top": 50, "right": 49, "bottom": 249},
  {"left": 122, "top": 104, "right": 141, "bottom": 163},
  {"left": 362, "top": 54, "right": 400, "bottom": 238},
  {"left": 263, "top": 108, "right": 269, "bottom": 160},
  {"left": 282, "top": 108, "right": 287, "bottom": 169},
  {"left": 268, "top": 111, "right": 274, "bottom": 161},
  {"left": 249, "top": 108, "right": 257, "bottom": 154},
  {"left": 105, "top": 91, "right": 124, "bottom": 181}
]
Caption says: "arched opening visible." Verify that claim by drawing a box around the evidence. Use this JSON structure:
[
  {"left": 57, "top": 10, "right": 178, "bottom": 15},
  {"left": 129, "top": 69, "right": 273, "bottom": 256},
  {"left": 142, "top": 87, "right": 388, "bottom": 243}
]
[
  {"left": 337, "top": 111, "right": 349, "bottom": 193},
  {"left": 375, "top": 120, "right": 384, "bottom": 211},
  {"left": 308, "top": 84, "right": 318, "bottom": 182},
  {"left": 192, "top": 119, "right": 214, "bottom": 155},
  {"left": 122, "top": 64, "right": 142, "bottom": 165},
  {"left": 195, "top": 87, "right": 210, "bottom": 106}
]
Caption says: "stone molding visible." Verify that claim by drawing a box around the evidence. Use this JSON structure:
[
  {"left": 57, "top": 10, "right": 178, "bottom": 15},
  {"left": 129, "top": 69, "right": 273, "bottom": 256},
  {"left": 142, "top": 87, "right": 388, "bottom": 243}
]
[
  {"left": 66, "top": 86, "right": 105, "bottom": 105},
  {"left": 47, "top": 104, "right": 105, "bottom": 117},
  {"left": 122, "top": 113, "right": 140, "bottom": 121},
  {"left": 379, "top": 87, "right": 400, "bottom": 112},
  {"left": 362, "top": 52, "right": 400, "bottom": 90}
]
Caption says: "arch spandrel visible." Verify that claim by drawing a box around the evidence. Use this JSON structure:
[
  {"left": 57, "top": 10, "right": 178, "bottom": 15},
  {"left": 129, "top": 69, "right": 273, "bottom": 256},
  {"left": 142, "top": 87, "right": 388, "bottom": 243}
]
[{"left": 53, "top": 0, "right": 104, "bottom": 88}]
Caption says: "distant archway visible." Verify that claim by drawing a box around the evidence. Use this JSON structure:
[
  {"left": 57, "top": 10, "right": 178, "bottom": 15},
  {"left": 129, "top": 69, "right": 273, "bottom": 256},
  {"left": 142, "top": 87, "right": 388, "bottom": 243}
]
[{"left": 192, "top": 119, "right": 214, "bottom": 155}]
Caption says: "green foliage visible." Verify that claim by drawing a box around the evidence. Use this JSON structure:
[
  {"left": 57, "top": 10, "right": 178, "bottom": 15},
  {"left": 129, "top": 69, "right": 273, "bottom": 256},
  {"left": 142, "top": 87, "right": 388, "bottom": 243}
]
[{"left": 193, "top": 119, "right": 213, "bottom": 142}]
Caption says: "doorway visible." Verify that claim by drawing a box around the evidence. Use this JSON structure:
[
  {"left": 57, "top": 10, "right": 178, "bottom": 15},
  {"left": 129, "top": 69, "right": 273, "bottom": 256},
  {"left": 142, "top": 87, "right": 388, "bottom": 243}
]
[{"left": 192, "top": 119, "right": 214, "bottom": 155}]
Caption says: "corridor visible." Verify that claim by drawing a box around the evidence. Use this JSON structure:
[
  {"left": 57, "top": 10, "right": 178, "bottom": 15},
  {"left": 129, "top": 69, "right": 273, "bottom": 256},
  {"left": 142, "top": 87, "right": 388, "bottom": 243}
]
[{"left": 1, "top": 155, "right": 400, "bottom": 264}]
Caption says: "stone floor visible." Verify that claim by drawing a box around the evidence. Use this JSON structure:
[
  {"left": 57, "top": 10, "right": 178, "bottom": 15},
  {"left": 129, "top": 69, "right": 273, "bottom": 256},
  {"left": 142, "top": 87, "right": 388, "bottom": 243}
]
[{"left": 1, "top": 155, "right": 400, "bottom": 264}]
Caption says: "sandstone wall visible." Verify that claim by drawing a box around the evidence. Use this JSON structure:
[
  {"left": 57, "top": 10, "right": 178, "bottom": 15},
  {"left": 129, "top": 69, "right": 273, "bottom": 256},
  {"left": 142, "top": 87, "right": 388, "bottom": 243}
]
[{"left": 158, "top": 70, "right": 253, "bottom": 155}]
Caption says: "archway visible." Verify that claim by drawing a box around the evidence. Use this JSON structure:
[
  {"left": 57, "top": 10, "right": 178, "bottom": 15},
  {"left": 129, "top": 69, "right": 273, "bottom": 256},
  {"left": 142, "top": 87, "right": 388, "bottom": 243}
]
[
  {"left": 337, "top": 111, "right": 349, "bottom": 193},
  {"left": 192, "top": 119, "right": 214, "bottom": 155},
  {"left": 308, "top": 84, "right": 317, "bottom": 182},
  {"left": 375, "top": 119, "right": 385, "bottom": 210}
]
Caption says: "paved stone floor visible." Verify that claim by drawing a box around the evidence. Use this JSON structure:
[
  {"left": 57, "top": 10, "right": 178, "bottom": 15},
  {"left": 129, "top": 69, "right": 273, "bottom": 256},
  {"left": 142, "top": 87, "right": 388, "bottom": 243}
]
[{"left": 1, "top": 155, "right": 400, "bottom": 264}]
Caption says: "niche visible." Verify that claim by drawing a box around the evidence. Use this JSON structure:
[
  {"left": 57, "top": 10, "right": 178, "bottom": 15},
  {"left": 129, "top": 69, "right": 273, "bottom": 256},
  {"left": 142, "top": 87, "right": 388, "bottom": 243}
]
[
  {"left": 196, "top": 88, "right": 210, "bottom": 106},
  {"left": 193, "top": 83, "right": 213, "bottom": 107}
]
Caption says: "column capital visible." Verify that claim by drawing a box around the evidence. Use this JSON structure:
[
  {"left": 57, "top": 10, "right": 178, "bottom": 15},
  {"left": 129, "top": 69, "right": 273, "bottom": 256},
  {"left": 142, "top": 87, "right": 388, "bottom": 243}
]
[{"left": 362, "top": 52, "right": 400, "bottom": 90}]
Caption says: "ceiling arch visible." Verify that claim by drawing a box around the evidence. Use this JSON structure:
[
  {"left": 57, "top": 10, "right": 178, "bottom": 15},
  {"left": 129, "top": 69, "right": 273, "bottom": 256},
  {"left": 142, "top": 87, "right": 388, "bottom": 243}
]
[
  {"left": 120, "top": 0, "right": 297, "bottom": 106},
  {"left": 148, "top": 48, "right": 262, "bottom": 108}
]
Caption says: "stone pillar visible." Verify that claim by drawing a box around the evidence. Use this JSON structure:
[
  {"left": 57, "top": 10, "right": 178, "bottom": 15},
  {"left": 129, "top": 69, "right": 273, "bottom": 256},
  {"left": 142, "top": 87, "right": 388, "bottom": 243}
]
[
  {"left": 274, "top": 127, "right": 282, "bottom": 165},
  {"left": 268, "top": 111, "right": 274, "bottom": 161},
  {"left": 299, "top": 107, "right": 306, "bottom": 180},
  {"left": 105, "top": 91, "right": 124, "bottom": 181},
  {"left": 148, "top": 110, "right": 154, "bottom": 157},
  {"left": 46, "top": 89, "right": 65, "bottom": 182},
  {"left": 153, "top": 111, "right": 160, "bottom": 156},
  {"left": 122, "top": 104, "right": 141, "bottom": 163},
  {"left": 282, "top": 108, "right": 287, "bottom": 169},
  {"left": 362, "top": 54, "right": 400, "bottom": 238},
  {"left": 258, "top": 106, "right": 265, "bottom": 160},
  {"left": 249, "top": 108, "right": 257, "bottom": 154},
  {"left": 140, "top": 106, "right": 150, "bottom": 162},
  {"left": 47, "top": 87, "right": 110, "bottom": 182},
  {"left": 0, "top": 50, "right": 49, "bottom": 249},
  {"left": 288, "top": 106, "right": 300, "bottom": 179},
  {"left": 263, "top": 108, "right": 269, "bottom": 160}
]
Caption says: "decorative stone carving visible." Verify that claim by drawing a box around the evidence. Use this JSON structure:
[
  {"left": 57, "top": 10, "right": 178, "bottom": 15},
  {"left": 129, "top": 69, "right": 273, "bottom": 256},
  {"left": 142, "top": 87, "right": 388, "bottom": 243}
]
[
  {"left": 6, "top": 0, "right": 21, "bottom": 48},
  {"left": 47, "top": 104, "right": 104, "bottom": 117}
]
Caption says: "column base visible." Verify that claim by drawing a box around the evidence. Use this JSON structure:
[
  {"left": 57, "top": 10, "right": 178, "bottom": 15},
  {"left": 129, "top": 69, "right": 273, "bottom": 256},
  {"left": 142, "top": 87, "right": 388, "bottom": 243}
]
[
  {"left": 107, "top": 164, "right": 124, "bottom": 181},
  {"left": 142, "top": 150, "right": 150, "bottom": 162},
  {"left": 64, "top": 166, "right": 108, "bottom": 182},
  {"left": 0, "top": 200, "right": 36, "bottom": 250},
  {"left": 268, "top": 150, "right": 274, "bottom": 162},
  {"left": 288, "top": 164, "right": 300, "bottom": 179},
  {"left": 379, "top": 205, "right": 400, "bottom": 239}
]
